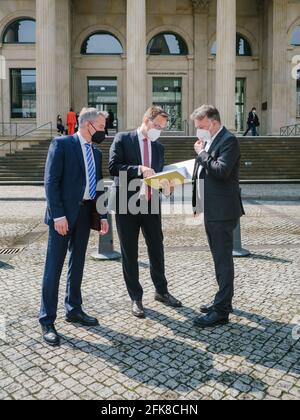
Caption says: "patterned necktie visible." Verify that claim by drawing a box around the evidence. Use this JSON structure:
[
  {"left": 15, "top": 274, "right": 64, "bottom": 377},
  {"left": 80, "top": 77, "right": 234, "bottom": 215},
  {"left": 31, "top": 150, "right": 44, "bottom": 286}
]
[
  {"left": 143, "top": 138, "right": 152, "bottom": 201},
  {"left": 84, "top": 143, "right": 97, "bottom": 200}
]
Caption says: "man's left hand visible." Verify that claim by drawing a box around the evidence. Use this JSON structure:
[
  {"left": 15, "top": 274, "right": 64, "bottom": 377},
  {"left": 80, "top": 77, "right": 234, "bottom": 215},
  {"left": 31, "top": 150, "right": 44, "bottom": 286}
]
[
  {"left": 100, "top": 219, "right": 109, "bottom": 236},
  {"left": 194, "top": 140, "right": 206, "bottom": 155},
  {"left": 160, "top": 179, "right": 175, "bottom": 197}
]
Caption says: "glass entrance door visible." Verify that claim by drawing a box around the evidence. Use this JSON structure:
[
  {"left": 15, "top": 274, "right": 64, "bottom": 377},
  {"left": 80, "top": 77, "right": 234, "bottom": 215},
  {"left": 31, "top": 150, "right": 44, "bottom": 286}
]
[
  {"left": 88, "top": 77, "right": 118, "bottom": 129},
  {"left": 152, "top": 78, "right": 182, "bottom": 131},
  {"left": 235, "top": 78, "right": 246, "bottom": 132}
]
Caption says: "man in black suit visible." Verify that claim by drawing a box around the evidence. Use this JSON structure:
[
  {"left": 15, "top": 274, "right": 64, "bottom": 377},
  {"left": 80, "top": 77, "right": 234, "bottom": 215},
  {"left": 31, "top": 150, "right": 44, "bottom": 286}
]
[
  {"left": 191, "top": 105, "right": 245, "bottom": 328},
  {"left": 243, "top": 107, "right": 260, "bottom": 136},
  {"left": 109, "top": 106, "right": 182, "bottom": 318}
]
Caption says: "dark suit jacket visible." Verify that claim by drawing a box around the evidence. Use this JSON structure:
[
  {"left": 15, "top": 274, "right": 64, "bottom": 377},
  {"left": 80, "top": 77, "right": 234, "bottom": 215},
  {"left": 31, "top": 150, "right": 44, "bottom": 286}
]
[
  {"left": 247, "top": 112, "right": 260, "bottom": 127},
  {"left": 109, "top": 130, "right": 165, "bottom": 212},
  {"left": 44, "top": 134, "right": 104, "bottom": 227},
  {"left": 192, "top": 127, "right": 245, "bottom": 221}
]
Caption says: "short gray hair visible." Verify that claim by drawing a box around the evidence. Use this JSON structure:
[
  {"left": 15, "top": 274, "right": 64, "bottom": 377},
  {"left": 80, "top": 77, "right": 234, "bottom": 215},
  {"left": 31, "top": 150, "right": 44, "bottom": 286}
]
[
  {"left": 190, "top": 105, "right": 221, "bottom": 123},
  {"left": 78, "top": 107, "right": 108, "bottom": 128}
]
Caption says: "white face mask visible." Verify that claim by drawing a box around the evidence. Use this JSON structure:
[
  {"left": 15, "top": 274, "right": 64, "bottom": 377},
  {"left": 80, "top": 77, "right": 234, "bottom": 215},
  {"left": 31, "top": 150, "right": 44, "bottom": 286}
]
[
  {"left": 147, "top": 128, "right": 161, "bottom": 142},
  {"left": 197, "top": 128, "right": 212, "bottom": 143}
]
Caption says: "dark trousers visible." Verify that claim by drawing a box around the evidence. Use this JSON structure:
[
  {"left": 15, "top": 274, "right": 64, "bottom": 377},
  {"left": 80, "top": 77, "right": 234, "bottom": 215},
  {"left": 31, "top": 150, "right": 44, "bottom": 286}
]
[
  {"left": 39, "top": 202, "right": 92, "bottom": 326},
  {"left": 115, "top": 212, "right": 168, "bottom": 301},
  {"left": 243, "top": 124, "right": 258, "bottom": 136},
  {"left": 204, "top": 218, "right": 238, "bottom": 316}
]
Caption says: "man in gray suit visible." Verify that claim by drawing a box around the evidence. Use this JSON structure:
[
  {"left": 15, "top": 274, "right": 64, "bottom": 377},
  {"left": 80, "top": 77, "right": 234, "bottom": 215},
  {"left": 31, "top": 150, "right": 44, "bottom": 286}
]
[{"left": 191, "top": 105, "right": 245, "bottom": 328}]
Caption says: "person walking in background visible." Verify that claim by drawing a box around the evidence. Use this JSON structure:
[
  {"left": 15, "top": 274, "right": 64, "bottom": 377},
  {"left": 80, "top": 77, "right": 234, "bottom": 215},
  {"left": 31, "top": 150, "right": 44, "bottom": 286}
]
[
  {"left": 57, "top": 115, "right": 65, "bottom": 136},
  {"left": 108, "top": 109, "right": 115, "bottom": 129},
  {"left": 243, "top": 107, "right": 260, "bottom": 136},
  {"left": 67, "top": 107, "right": 77, "bottom": 135}
]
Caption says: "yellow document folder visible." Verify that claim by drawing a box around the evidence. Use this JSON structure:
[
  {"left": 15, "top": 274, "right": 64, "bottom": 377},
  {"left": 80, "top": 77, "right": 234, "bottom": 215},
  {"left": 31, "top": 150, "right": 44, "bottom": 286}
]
[{"left": 144, "top": 167, "right": 191, "bottom": 189}]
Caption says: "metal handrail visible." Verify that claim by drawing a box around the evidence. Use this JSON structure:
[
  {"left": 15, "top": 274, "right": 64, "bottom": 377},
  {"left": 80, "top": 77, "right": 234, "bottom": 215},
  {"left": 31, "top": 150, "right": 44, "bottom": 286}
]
[
  {"left": 280, "top": 124, "right": 300, "bottom": 136},
  {"left": 0, "top": 140, "right": 11, "bottom": 150},
  {"left": 0, "top": 121, "right": 35, "bottom": 137},
  {"left": 16, "top": 121, "right": 53, "bottom": 140},
  {"left": 0, "top": 122, "right": 53, "bottom": 156}
]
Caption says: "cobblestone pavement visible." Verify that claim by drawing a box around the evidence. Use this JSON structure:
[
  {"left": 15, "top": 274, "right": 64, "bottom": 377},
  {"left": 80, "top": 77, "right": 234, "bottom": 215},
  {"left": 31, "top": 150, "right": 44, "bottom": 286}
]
[{"left": 0, "top": 192, "right": 300, "bottom": 400}]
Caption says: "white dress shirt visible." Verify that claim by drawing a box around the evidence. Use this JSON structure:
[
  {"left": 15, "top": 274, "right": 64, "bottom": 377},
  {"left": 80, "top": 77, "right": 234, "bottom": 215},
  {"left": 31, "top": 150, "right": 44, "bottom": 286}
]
[
  {"left": 54, "top": 132, "right": 96, "bottom": 223},
  {"left": 77, "top": 132, "right": 96, "bottom": 201}
]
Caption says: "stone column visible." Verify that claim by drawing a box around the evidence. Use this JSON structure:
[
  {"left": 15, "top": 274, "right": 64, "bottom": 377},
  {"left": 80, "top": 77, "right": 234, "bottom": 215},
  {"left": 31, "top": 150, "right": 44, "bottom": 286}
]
[
  {"left": 126, "top": 0, "right": 147, "bottom": 129},
  {"left": 36, "top": 0, "right": 57, "bottom": 128},
  {"left": 192, "top": 1, "right": 209, "bottom": 109},
  {"left": 36, "top": 0, "right": 71, "bottom": 130},
  {"left": 267, "top": 0, "right": 288, "bottom": 135},
  {"left": 56, "top": 0, "right": 71, "bottom": 125},
  {"left": 0, "top": 51, "right": 5, "bottom": 124},
  {"left": 215, "top": 0, "right": 236, "bottom": 131}
]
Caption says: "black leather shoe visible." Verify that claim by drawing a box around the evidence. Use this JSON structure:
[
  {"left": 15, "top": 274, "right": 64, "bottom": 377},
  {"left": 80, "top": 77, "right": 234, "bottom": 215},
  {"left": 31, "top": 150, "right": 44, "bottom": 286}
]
[
  {"left": 41, "top": 324, "right": 60, "bottom": 347},
  {"left": 193, "top": 311, "right": 229, "bottom": 328},
  {"left": 200, "top": 304, "right": 234, "bottom": 314},
  {"left": 200, "top": 304, "right": 214, "bottom": 314},
  {"left": 132, "top": 301, "right": 145, "bottom": 318},
  {"left": 66, "top": 311, "right": 99, "bottom": 327},
  {"left": 155, "top": 292, "right": 182, "bottom": 308}
]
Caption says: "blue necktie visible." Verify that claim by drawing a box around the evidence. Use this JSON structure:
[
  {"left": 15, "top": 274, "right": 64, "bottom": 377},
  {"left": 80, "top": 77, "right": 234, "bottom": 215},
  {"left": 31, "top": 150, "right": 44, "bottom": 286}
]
[{"left": 84, "top": 143, "right": 97, "bottom": 200}]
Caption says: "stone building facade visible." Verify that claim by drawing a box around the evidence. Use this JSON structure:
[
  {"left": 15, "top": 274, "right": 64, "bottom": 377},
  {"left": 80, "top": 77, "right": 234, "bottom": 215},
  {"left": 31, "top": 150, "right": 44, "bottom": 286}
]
[{"left": 0, "top": 0, "right": 300, "bottom": 135}]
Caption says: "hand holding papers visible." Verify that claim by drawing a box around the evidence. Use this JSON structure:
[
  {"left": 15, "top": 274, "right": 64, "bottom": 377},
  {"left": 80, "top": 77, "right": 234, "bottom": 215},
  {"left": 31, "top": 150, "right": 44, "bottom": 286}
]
[{"left": 144, "top": 159, "right": 195, "bottom": 190}]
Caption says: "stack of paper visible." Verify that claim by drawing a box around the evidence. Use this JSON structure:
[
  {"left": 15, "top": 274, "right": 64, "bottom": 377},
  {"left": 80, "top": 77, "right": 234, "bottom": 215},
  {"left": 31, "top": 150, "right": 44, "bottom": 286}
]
[{"left": 144, "top": 159, "right": 195, "bottom": 189}]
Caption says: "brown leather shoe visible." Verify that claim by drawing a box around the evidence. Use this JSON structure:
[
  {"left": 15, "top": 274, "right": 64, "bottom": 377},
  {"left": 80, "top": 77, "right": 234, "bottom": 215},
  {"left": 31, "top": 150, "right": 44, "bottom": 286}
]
[{"left": 132, "top": 301, "right": 145, "bottom": 318}]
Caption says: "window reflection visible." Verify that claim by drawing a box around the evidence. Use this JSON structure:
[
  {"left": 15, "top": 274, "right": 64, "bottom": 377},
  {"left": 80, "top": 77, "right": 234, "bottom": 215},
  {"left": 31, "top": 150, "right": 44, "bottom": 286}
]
[
  {"left": 81, "top": 33, "right": 123, "bottom": 55},
  {"left": 3, "top": 19, "right": 36, "bottom": 43}
]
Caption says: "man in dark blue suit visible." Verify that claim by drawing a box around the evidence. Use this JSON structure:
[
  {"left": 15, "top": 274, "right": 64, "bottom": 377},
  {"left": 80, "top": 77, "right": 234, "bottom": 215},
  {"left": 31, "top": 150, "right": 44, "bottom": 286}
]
[
  {"left": 109, "top": 106, "right": 182, "bottom": 318},
  {"left": 39, "top": 108, "right": 109, "bottom": 346}
]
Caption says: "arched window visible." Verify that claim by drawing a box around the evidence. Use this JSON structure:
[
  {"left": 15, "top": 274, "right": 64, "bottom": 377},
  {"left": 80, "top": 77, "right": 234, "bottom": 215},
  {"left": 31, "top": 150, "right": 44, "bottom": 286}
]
[
  {"left": 211, "top": 33, "right": 252, "bottom": 56},
  {"left": 81, "top": 32, "right": 123, "bottom": 55},
  {"left": 290, "top": 26, "right": 300, "bottom": 46},
  {"left": 3, "top": 18, "right": 36, "bottom": 44},
  {"left": 236, "top": 33, "right": 252, "bottom": 56},
  {"left": 147, "top": 32, "right": 188, "bottom": 56}
]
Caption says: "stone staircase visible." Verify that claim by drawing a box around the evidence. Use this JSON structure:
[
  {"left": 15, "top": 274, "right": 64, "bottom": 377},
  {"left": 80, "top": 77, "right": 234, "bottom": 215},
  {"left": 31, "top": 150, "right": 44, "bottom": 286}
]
[
  {"left": 0, "top": 140, "right": 51, "bottom": 184},
  {"left": 0, "top": 136, "right": 299, "bottom": 184}
]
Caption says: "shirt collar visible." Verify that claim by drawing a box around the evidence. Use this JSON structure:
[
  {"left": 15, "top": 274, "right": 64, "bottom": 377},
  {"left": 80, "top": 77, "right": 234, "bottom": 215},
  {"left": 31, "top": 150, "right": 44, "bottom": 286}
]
[
  {"left": 137, "top": 127, "right": 147, "bottom": 142},
  {"left": 77, "top": 131, "right": 91, "bottom": 147}
]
